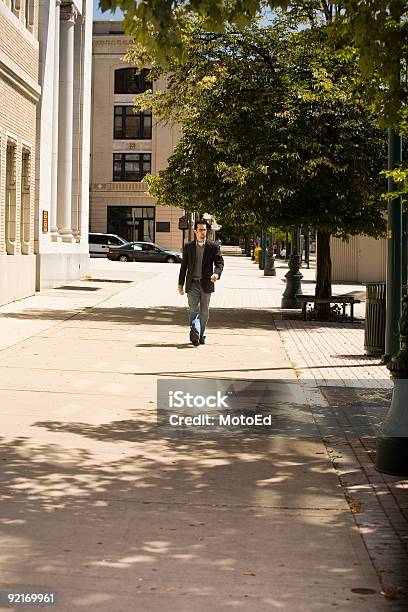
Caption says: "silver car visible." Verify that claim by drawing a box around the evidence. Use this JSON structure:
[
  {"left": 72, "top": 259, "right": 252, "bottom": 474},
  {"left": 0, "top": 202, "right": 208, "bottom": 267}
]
[{"left": 89, "top": 233, "right": 127, "bottom": 257}]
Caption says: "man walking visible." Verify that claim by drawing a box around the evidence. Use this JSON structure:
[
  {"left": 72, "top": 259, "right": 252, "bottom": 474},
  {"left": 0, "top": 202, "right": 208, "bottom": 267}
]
[{"left": 178, "top": 219, "right": 224, "bottom": 346}]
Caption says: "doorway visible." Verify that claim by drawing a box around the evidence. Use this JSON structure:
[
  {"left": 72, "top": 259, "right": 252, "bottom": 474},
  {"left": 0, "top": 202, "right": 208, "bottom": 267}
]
[{"left": 107, "top": 206, "right": 155, "bottom": 243}]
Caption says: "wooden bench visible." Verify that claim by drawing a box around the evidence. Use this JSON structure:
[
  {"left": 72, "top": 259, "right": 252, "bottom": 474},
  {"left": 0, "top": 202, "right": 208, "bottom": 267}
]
[{"left": 297, "top": 295, "right": 361, "bottom": 322}]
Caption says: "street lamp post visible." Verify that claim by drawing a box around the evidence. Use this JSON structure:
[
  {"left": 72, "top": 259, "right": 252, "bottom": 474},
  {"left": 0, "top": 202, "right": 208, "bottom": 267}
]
[
  {"left": 384, "top": 128, "right": 403, "bottom": 362},
  {"left": 281, "top": 227, "right": 303, "bottom": 308},
  {"left": 376, "top": 294, "right": 408, "bottom": 476},
  {"left": 264, "top": 231, "right": 276, "bottom": 276}
]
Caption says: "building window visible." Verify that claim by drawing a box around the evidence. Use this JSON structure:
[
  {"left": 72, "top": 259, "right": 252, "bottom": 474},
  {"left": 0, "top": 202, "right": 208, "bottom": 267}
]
[
  {"left": 20, "top": 149, "right": 31, "bottom": 253},
  {"left": 5, "top": 141, "right": 17, "bottom": 254},
  {"left": 114, "top": 68, "right": 152, "bottom": 94},
  {"left": 11, "top": 1, "right": 19, "bottom": 16},
  {"left": 25, "top": 0, "right": 34, "bottom": 28},
  {"left": 113, "top": 153, "right": 151, "bottom": 182},
  {"left": 114, "top": 107, "right": 152, "bottom": 140},
  {"left": 156, "top": 222, "right": 170, "bottom": 233}
]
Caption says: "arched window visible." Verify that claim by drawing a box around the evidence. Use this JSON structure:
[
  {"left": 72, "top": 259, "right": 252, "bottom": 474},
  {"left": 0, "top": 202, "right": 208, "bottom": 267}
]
[{"left": 114, "top": 68, "right": 152, "bottom": 95}]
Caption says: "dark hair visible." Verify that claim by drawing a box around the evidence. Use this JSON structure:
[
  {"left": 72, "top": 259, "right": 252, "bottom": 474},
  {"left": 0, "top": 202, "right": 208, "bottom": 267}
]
[{"left": 194, "top": 219, "right": 209, "bottom": 230}]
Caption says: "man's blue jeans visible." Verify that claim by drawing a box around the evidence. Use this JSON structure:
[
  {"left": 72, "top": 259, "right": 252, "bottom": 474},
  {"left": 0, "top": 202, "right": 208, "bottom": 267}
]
[{"left": 187, "top": 280, "right": 211, "bottom": 338}]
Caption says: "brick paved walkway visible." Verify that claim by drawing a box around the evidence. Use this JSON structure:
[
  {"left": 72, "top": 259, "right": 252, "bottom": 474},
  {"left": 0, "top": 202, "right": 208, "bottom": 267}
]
[{"left": 274, "top": 318, "right": 391, "bottom": 388}]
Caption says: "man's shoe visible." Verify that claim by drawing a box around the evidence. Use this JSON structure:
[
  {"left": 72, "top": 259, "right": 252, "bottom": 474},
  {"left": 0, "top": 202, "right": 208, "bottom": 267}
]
[
  {"left": 190, "top": 328, "right": 200, "bottom": 346},
  {"left": 199, "top": 336, "right": 206, "bottom": 345}
]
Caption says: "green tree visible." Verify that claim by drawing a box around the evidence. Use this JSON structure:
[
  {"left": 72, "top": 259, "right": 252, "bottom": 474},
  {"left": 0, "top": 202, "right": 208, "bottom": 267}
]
[{"left": 133, "top": 23, "right": 387, "bottom": 306}]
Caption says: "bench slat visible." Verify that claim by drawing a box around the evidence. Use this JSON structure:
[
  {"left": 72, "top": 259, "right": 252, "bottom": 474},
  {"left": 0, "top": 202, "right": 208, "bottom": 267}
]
[{"left": 297, "top": 296, "right": 360, "bottom": 304}]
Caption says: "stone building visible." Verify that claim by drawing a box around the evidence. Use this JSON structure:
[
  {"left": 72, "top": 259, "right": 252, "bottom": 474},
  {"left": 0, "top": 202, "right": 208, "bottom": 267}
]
[
  {"left": 90, "top": 21, "right": 184, "bottom": 251},
  {"left": 0, "top": 0, "right": 92, "bottom": 308},
  {"left": 35, "top": 0, "right": 92, "bottom": 288},
  {"left": 0, "top": 0, "right": 39, "bottom": 305}
]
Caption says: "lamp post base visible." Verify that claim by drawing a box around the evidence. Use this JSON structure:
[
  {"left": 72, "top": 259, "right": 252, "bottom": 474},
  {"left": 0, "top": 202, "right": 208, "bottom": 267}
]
[
  {"left": 376, "top": 303, "right": 408, "bottom": 476},
  {"left": 264, "top": 254, "right": 276, "bottom": 276},
  {"left": 281, "top": 254, "right": 303, "bottom": 309},
  {"left": 375, "top": 437, "right": 408, "bottom": 476}
]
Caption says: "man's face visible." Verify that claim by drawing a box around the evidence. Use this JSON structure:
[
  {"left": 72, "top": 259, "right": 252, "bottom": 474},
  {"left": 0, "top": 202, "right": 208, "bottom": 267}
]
[{"left": 194, "top": 224, "right": 207, "bottom": 241}]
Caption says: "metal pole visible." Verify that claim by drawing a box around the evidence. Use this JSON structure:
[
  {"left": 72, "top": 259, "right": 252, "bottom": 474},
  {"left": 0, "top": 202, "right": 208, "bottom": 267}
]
[
  {"left": 259, "top": 228, "right": 266, "bottom": 270},
  {"left": 293, "top": 227, "right": 300, "bottom": 256},
  {"left": 384, "top": 128, "right": 403, "bottom": 362},
  {"left": 402, "top": 208, "right": 407, "bottom": 294},
  {"left": 262, "top": 229, "right": 267, "bottom": 268},
  {"left": 187, "top": 212, "right": 194, "bottom": 242},
  {"left": 305, "top": 230, "right": 310, "bottom": 269}
]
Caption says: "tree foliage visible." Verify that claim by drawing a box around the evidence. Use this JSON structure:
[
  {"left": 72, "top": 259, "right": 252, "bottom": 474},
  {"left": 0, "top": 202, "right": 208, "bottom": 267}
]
[
  {"left": 130, "top": 22, "right": 386, "bottom": 237},
  {"left": 100, "top": 1, "right": 408, "bottom": 127}
]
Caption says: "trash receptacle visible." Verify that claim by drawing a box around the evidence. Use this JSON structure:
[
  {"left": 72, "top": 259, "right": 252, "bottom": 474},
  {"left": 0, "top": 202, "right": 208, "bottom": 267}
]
[{"left": 364, "top": 282, "right": 386, "bottom": 356}]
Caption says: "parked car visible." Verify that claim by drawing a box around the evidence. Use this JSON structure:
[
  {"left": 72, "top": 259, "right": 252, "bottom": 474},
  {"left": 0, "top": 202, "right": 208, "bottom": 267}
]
[
  {"left": 107, "top": 241, "right": 182, "bottom": 263},
  {"left": 89, "top": 233, "right": 127, "bottom": 257}
]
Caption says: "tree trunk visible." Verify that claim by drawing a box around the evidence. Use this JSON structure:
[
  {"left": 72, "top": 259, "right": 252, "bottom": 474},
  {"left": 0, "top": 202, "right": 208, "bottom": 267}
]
[{"left": 315, "top": 230, "right": 332, "bottom": 319}]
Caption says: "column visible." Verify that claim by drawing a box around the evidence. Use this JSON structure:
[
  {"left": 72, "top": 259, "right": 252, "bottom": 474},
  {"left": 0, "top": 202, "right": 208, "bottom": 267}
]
[
  {"left": 50, "top": 0, "right": 61, "bottom": 239},
  {"left": 71, "top": 12, "right": 85, "bottom": 240},
  {"left": 57, "top": 1, "right": 77, "bottom": 242},
  {"left": 0, "top": 135, "right": 7, "bottom": 255}
]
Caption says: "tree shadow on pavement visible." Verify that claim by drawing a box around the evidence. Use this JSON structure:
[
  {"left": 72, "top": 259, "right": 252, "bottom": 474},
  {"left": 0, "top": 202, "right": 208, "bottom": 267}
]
[
  {"left": 0, "top": 377, "right": 405, "bottom": 608},
  {"left": 0, "top": 307, "right": 278, "bottom": 331},
  {"left": 0, "top": 305, "right": 367, "bottom": 333},
  {"left": 0, "top": 430, "right": 390, "bottom": 610}
]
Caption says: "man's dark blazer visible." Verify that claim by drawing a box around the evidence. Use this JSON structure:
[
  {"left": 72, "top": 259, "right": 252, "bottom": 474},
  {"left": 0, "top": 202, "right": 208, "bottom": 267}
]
[{"left": 178, "top": 240, "right": 224, "bottom": 293}]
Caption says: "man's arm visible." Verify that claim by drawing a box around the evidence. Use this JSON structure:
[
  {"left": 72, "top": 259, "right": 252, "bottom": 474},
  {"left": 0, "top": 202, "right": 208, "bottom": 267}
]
[
  {"left": 178, "top": 243, "right": 189, "bottom": 291},
  {"left": 213, "top": 244, "right": 224, "bottom": 280}
]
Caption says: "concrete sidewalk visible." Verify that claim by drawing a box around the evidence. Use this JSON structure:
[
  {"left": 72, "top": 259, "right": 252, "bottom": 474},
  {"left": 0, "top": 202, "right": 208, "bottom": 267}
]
[{"left": 0, "top": 257, "right": 394, "bottom": 611}]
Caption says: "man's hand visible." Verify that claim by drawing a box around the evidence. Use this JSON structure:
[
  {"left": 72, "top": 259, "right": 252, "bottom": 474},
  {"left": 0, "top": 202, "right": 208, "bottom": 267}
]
[
  {"left": 210, "top": 274, "right": 219, "bottom": 283},
  {"left": 178, "top": 286, "right": 185, "bottom": 295}
]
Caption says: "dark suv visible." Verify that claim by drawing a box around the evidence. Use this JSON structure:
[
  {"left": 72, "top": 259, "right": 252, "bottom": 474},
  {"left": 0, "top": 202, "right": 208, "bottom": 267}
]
[{"left": 107, "top": 241, "right": 182, "bottom": 263}]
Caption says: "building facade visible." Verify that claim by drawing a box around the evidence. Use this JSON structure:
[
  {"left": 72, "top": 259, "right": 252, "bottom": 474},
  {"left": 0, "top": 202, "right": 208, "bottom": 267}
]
[
  {"left": 0, "top": 0, "right": 92, "bottom": 307},
  {"left": 35, "top": 0, "right": 92, "bottom": 288},
  {"left": 90, "top": 21, "right": 184, "bottom": 251},
  {"left": 0, "top": 0, "right": 40, "bottom": 306}
]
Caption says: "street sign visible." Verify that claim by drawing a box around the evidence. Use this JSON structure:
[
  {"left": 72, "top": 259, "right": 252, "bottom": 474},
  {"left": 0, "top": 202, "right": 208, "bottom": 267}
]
[{"left": 178, "top": 216, "right": 189, "bottom": 230}]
